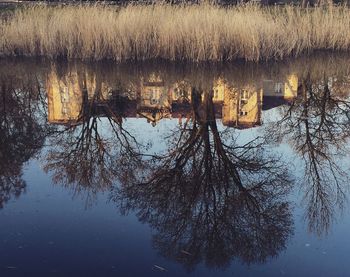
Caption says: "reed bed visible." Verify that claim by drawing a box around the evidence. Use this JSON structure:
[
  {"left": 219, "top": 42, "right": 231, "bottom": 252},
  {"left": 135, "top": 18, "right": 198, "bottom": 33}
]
[{"left": 0, "top": 3, "right": 350, "bottom": 62}]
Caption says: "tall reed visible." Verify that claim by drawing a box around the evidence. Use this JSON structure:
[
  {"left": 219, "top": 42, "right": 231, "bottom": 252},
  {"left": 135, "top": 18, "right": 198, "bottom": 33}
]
[{"left": 0, "top": 3, "right": 350, "bottom": 61}]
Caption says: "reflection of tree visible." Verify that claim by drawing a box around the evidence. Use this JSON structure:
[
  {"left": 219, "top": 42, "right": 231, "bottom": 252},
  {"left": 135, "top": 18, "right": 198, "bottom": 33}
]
[
  {"left": 0, "top": 76, "right": 47, "bottom": 208},
  {"left": 267, "top": 74, "right": 350, "bottom": 235},
  {"left": 44, "top": 90, "right": 143, "bottom": 206},
  {"left": 115, "top": 89, "right": 293, "bottom": 271}
]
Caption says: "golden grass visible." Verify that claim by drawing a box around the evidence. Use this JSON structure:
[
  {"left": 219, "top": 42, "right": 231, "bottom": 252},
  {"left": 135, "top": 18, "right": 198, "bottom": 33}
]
[{"left": 0, "top": 3, "right": 350, "bottom": 61}]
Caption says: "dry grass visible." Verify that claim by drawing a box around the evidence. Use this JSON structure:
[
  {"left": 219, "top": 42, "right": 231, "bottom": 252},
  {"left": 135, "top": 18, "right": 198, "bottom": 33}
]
[{"left": 0, "top": 3, "right": 350, "bottom": 61}]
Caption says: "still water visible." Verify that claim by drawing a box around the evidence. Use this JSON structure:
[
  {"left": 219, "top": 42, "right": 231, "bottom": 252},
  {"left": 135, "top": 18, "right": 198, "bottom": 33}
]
[{"left": 1, "top": 53, "right": 350, "bottom": 276}]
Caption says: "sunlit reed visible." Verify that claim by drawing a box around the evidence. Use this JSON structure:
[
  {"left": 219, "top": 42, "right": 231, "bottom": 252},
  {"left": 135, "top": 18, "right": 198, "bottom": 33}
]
[{"left": 1, "top": 3, "right": 350, "bottom": 61}]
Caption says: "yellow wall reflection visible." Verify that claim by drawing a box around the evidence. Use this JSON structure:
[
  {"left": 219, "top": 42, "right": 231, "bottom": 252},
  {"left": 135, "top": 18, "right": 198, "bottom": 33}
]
[
  {"left": 47, "top": 70, "right": 83, "bottom": 124},
  {"left": 46, "top": 69, "right": 299, "bottom": 128},
  {"left": 222, "top": 86, "right": 263, "bottom": 128},
  {"left": 138, "top": 76, "right": 171, "bottom": 126}
]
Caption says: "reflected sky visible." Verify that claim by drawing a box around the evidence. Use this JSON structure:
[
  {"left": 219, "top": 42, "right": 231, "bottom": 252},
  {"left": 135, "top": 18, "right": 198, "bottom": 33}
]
[{"left": 1, "top": 54, "right": 350, "bottom": 276}]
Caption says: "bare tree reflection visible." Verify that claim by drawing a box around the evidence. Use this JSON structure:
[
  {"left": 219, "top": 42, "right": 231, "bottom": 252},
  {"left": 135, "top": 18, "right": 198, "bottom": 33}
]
[
  {"left": 0, "top": 75, "right": 47, "bottom": 208},
  {"left": 43, "top": 85, "right": 144, "bottom": 206},
  {"left": 115, "top": 88, "right": 293, "bottom": 271},
  {"left": 267, "top": 74, "right": 350, "bottom": 235}
]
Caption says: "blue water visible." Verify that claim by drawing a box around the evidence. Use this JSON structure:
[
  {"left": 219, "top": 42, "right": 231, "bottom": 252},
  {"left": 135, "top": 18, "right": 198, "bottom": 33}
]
[{"left": 1, "top": 56, "right": 350, "bottom": 276}]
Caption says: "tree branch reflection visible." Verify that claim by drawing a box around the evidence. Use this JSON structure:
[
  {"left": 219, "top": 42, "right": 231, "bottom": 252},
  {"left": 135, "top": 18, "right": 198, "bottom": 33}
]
[
  {"left": 43, "top": 68, "right": 144, "bottom": 206},
  {"left": 267, "top": 73, "right": 350, "bottom": 235},
  {"left": 0, "top": 73, "right": 48, "bottom": 208},
  {"left": 115, "top": 88, "right": 293, "bottom": 271}
]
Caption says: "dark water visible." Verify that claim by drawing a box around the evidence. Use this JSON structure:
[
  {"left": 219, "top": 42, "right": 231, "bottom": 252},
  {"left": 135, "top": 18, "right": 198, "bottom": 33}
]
[{"left": 1, "top": 53, "right": 350, "bottom": 276}]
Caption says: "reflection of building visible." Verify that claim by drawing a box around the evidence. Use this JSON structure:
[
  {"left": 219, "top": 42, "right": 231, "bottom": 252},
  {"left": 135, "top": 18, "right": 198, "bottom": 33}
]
[
  {"left": 212, "top": 79, "right": 225, "bottom": 103},
  {"left": 138, "top": 76, "right": 171, "bottom": 126},
  {"left": 262, "top": 74, "right": 298, "bottom": 99},
  {"left": 47, "top": 69, "right": 134, "bottom": 124},
  {"left": 222, "top": 85, "right": 263, "bottom": 128},
  {"left": 171, "top": 81, "right": 192, "bottom": 103},
  {"left": 46, "top": 71, "right": 299, "bottom": 129},
  {"left": 47, "top": 70, "right": 83, "bottom": 124},
  {"left": 84, "top": 72, "right": 114, "bottom": 101},
  {"left": 262, "top": 74, "right": 299, "bottom": 111}
]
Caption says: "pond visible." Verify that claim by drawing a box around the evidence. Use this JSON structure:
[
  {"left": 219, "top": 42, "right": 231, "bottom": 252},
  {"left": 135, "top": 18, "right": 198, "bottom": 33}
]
[{"left": 1, "top": 53, "right": 350, "bottom": 276}]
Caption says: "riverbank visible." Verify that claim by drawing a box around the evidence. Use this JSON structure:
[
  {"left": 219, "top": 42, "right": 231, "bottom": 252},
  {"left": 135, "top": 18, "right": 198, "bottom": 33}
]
[{"left": 0, "top": 3, "right": 349, "bottom": 62}]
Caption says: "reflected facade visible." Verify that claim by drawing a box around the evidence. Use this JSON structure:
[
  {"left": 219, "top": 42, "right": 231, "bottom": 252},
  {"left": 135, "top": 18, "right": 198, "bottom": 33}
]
[{"left": 46, "top": 66, "right": 299, "bottom": 129}]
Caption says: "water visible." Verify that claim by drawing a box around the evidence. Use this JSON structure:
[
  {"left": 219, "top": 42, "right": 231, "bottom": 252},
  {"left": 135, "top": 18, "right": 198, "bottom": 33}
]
[{"left": 1, "top": 53, "right": 350, "bottom": 276}]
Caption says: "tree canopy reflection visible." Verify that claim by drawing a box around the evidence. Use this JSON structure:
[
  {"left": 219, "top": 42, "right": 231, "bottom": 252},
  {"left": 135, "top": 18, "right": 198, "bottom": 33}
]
[
  {"left": 0, "top": 73, "right": 48, "bottom": 208},
  {"left": 266, "top": 73, "right": 350, "bottom": 235},
  {"left": 43, "top": 67, "right": 144, "bottom": 205},
  {"left": 114, "top": 89, "right": 293, "bottom": 271}
]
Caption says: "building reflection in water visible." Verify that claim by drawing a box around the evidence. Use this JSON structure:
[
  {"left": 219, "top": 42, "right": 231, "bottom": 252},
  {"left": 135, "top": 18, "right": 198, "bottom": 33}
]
[
  {"left": 139, "top": 74, "right": 172, "bottom": 126},
  {"left": 46, "top": 65, "right": 299, "bottom": 129},
  {"left": 47, "top": 69, "right": 83, "bottom": 124}
]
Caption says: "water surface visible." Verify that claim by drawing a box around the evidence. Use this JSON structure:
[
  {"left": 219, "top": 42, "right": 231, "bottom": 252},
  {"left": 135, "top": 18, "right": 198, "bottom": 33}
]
[{"left": 1, "top": 54, "right": 350, "bottom": 276}]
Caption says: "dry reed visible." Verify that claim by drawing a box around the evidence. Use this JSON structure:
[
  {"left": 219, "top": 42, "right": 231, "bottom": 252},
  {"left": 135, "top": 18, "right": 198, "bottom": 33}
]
[{"left": 0, "top": 3, "right": 350, "bottom": 62}]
